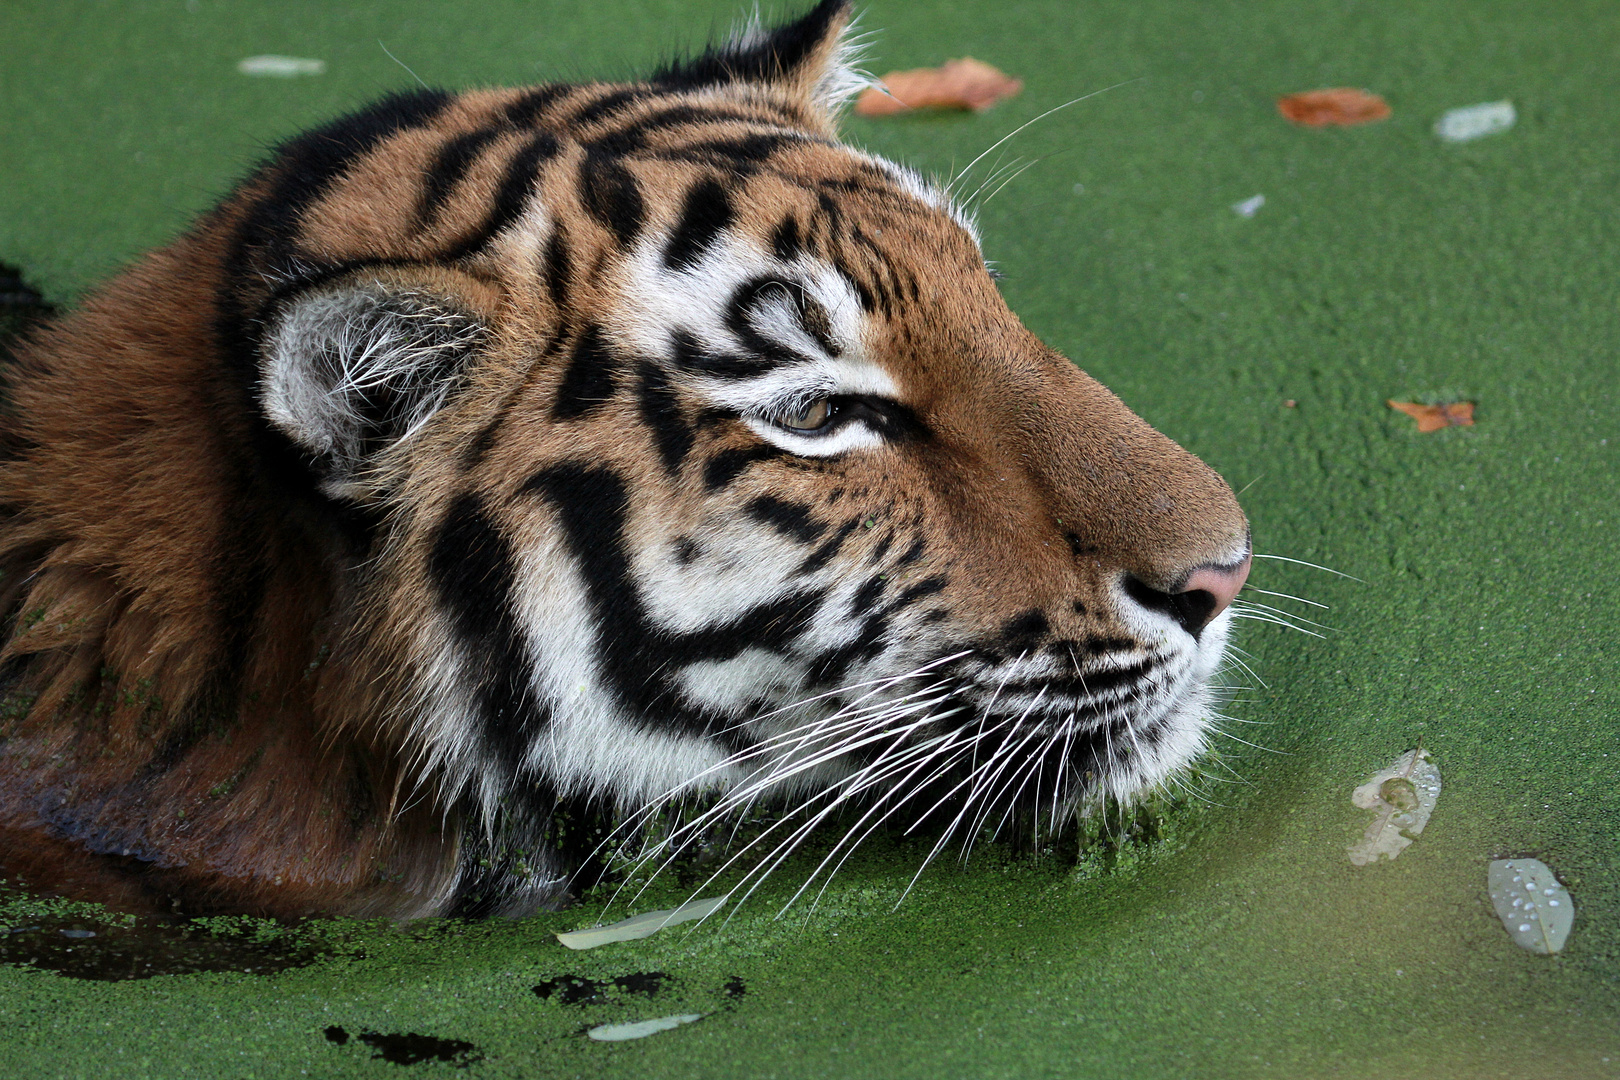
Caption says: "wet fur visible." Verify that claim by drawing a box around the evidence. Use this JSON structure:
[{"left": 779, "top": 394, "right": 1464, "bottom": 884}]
[{"left": 0, "top": 1, "right": 1247, "bottom": 918}]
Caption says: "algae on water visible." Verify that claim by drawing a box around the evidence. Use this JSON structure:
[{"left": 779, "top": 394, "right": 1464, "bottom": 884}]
[
  {"left": 1488, "top": 858, "right": 1574, "bottom": 955},
  {"left": 1347, "top": 748, "right": 1440, "bottom": 865}
]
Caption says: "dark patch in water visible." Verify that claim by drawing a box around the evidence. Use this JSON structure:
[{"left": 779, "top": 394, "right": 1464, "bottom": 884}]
[
  {"left": 534, "top": 970, "right": 673, "bottom": 1005},
  {"left": 326, "top": 1026, "right": 483, "bottom": 1066},
  {"left": 0, "top": 909, "right": 322, "bottom": 981}
]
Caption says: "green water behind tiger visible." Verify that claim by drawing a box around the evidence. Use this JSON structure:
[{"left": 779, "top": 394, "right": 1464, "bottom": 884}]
[{"left": 2, "top": 1, "right": 1617, "bottom": 1076}]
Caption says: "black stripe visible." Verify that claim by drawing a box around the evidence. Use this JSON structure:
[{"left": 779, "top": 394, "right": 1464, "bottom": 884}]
[
  {"left": 726, "top": 276, "right": 817, "bottom": 365},
  {"left": 416, "top": 126, "right": 509, "bottom": 233},
  {"left": 553, "top": 325, "right": 619, "bottom": 420},
  {"left": 849, "top": 573, "right": 887, "bottom": 617},
  {"left": 522, "top": 463, "right": 823, "bottom": 742},
  {"left": 797, "top": 517, "right": 860, "bottom": 575},
  {"left": 502, "top": 84, "right": 575, "bottom": 128},
  {"left": 703, "top": 444, "right": 779, "bottom": 491},
  {"left": 892, "top": 575, "right": 947, "bottom": 608},
  {"left": 427, "top": 493, "right": 546, "bottom": 787},
  {"left": 584, "top": 105, "right": 771, "bottom": 156},
  {"left": 635, "top": 362, "right": 692, "bottom": 475},
  {"left": 771, "top": 216, "right": 803, "bottom": 262},
  {"left": 671, "top": 328, "right": 775, "bottom": 378},
  {"left": 568, "top": 88, "right": 650, "bottom": 128},
  {"left": 542, "top": 227, "right": 572, "bottom": 308},
  {"left": 1000, "top": 610, "right": 1050, "bottom": 648},
  {"left": 663, "top": 178, "right": 733, "bottom": 271},
  {"left": 578, "top": 153, "right": 645, "bottom": 248},
  {"left": 439, "top": 130, "right": 561, "bottom": 261},
  {"left": 655, "top": 132, "right": 797, "bottom": 169},
  {"left": 745, "top": 496, "right": 825, "bottom": 544}
]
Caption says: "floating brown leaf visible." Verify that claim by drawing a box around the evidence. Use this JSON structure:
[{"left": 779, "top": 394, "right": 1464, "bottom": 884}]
[
  {"left": 1388, "top": 400, "right": 1475, "bottom": 432},
  {"left": 855, "top": 58, "right": 1023, "bottom": 117},
  {"left": 1277, "top": 88, "right": 1391, "bottom": 127}
]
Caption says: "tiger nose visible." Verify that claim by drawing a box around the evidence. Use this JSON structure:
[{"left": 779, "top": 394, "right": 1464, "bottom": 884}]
[
  {"left": 1123, "top": 553, "right": 1251, "bottom": 638},
  {"left": 1181, "top": 554, "right": 1251, "bottom": 626}
]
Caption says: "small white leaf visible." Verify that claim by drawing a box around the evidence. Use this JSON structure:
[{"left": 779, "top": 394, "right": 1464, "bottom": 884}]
[
  {"left": 1231, "top": 194, "right": 1266, "bottom": 218},
  {"left": 1347, "top": 747, "right": 1441, "bottom": 865},
  {"left": 1488, "top": 858, "right": 1574, "bottom": 955},
  {"left": 1434, "top": 101, "right": 1515, "bottom": 143},
  {"left": 587, "top": 1014, "right": 704, "bottom": 1042},
  {"left": 555, "top": 895, "right": 726, "bottom": 951},
  {"left": 238, "top": 55, "right": 327, "bottom": 78}
]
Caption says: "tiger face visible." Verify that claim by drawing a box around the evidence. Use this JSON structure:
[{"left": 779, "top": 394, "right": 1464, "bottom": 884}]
[{"left": 0, "top": 0, "right": 1247, "bottom": 918}]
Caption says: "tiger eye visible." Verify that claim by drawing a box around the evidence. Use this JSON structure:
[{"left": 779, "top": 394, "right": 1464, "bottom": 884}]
[{"left": 780, "top": 399, "right": 832, "bottom": 432}]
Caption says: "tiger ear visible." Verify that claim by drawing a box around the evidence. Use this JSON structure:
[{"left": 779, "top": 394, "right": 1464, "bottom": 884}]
[
  {"left": 259, "top": 269, "right": 496, "bottom": 498},
  {"left": 653, "top": 0, "right": 865, "bottom": 125}
]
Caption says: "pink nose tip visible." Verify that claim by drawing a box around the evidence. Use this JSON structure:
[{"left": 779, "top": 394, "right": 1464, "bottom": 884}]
[{"left": 1181, "top": 553, "right": 1252, "bottom": 625}]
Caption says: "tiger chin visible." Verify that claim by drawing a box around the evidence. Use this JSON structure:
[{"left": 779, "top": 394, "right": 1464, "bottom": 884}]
[{"left": 0, "top": 0, "right": 1249, "bottom": 919}]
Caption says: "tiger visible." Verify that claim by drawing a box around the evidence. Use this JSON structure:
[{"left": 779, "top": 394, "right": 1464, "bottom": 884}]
[{"left": 0, "top": 0, "right": 1250, "bottom": 920}]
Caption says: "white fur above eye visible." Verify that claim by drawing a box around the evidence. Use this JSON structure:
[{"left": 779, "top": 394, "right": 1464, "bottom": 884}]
[{"left": 743, "top": 414, "right": 883, "bottom": 456}]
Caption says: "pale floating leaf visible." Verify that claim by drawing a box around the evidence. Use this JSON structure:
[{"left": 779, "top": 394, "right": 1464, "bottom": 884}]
[
  {"left": 587, "top": 1014, "right": 704, "bottom": 1042},
  {"left": 237, "top": 55, "right": 326, "bottom": 77},
  {"left": 1488, "top": 858, "right": 1574, "bottom": 955},
  {"left": 1435, "top": 100, "right": 1515, "bottom": 143},
  {"left": 1231, "top": 194, "right": 1266, "bottom": 218},
  {"left": 1347, "top": 747, "right": 1441, "bottom": 865},
  {"left": 555, "top": 895, "right": 726, "bottom": 950}
]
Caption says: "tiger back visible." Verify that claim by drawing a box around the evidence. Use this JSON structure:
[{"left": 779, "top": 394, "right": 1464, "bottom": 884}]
[{"left": 0, "top": 0, "right": 1250, "bottom": 918}]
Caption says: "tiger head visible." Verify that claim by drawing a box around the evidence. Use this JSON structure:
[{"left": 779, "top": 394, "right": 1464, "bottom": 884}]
[{"left": 0, "top": 0, "right": 1247, "bottom": 917}]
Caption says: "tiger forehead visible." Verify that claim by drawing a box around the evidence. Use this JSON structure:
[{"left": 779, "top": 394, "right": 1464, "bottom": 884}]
[{"left": 283, "top": 81, "right": 985, "bottom": 296}]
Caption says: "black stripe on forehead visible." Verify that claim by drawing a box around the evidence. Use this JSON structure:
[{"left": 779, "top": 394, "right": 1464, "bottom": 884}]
[
  {"left": 502, "top": 83, "right": 576, "bottom": 128},
  {"left": 664, "top": 177, "right": 734, "bottom": 271},
  {"left": 583, "top": 104, "right": 789, "bottom": 156},
  {"left": 416, "top": 126, "right": 509, "bottom": 233},
  {"left": 566, "top": 87, "right": 650, "bottom": 129},
  {"left": 654, "top": 131, "right": 801, "bottom": 172},
  {"left": 439, "top": 130, "right": 562, "bottom": 261},
  {"left": 578, "top": 152, "right": 645, "bottom": 248},
  {"left": 671, "top": 328, "right": 776, "bottom": 379}
]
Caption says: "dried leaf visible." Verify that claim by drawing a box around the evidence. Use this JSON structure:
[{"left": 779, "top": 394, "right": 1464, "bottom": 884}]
[
  {"left": 1388, "top": 400, "right": 1475, "bottom": 432},
  {"left": 554, "top": 895, "right": 725, "bottom": 951},
  {"left": 1348, "top": 748, "right": 1441, "bottom": 865},
  {"left": 855, "top": 58, "right": 1023, "bottom": 116},
  {"left": 1435, "top": 101, "right": 1516, "bottom": 143},
  {"left": 1488, "top": 858, "right": 1574, "bottom": 954},
  {"left": 1277, "top": 88, "right": 1391, "bottom": 127},
  {"left": 586, "top": 1014, "right": 704, "bottom": 1042},
  {"left": 237, "top": 55, "right": 326, "bottom": 77}
]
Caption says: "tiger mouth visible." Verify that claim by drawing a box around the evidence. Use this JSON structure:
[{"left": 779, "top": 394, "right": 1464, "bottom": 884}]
[{"left": 734, "top": 634, "right": 1221, "bottom": 804}]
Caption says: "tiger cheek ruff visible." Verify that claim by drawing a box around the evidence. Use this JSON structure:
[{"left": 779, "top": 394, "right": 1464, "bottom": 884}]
[{"left": 0, "top": 1, "right": 1250, "bottom": 919}]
